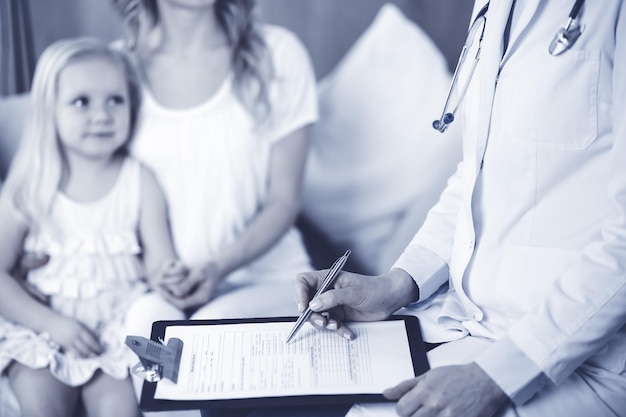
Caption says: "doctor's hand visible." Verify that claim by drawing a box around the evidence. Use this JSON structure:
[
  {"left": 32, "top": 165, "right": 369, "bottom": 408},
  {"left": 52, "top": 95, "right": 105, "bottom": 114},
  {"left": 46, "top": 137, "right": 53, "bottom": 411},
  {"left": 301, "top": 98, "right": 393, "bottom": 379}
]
[
  {"left": 384, "top": 363, "right": 509, "bottom": 417},
  {"left": 294, "top": 268, "right": 419, "bottom": 340}
]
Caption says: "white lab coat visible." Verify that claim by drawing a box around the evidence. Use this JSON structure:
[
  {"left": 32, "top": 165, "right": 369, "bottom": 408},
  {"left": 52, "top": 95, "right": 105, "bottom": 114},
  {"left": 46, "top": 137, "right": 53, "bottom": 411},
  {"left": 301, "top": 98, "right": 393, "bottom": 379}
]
[{"left": 348, "top": 1, "right": 626, "bottom": 416}]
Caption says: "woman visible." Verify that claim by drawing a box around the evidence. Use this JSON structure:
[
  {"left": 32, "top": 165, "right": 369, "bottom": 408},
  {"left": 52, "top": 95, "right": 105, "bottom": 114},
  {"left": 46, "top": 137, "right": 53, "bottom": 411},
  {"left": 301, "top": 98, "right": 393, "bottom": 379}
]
[
  {"left": 117, "top": 0, "right": 317, "bottom": 340},
  {"left": 113, "top": 2, "right": 318, "bottom": 416}
]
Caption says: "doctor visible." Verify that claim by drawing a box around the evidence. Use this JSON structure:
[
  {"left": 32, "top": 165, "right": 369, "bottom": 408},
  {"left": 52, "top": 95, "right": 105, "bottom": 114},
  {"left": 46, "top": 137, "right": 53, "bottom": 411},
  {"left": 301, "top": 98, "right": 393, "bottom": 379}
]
[{"left": 296, "top": 0, "right": 626, "bottom": 416}]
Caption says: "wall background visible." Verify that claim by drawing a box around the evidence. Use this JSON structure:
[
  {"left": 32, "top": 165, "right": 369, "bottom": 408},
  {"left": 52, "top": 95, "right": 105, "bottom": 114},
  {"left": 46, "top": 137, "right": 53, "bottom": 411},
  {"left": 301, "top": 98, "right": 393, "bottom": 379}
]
[
  {"left": 257, "top": 0, "right": 473, "bottom": 77},
  {"left": 28, "top": 0, "right": 473, "bottom": 79}
]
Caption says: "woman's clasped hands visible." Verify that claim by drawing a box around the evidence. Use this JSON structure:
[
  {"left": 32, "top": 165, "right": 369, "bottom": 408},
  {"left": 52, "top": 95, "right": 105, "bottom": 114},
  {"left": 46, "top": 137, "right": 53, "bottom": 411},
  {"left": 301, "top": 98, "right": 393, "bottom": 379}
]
[{"left": 153, "top": 260, "right": 223, "bottom": 310}]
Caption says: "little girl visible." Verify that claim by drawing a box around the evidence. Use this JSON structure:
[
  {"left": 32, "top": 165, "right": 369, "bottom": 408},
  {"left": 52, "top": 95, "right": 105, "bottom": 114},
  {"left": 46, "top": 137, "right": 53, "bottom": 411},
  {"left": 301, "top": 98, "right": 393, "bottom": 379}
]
[{"left": 0, "top": 37, "right": 183, "bottom": 417}]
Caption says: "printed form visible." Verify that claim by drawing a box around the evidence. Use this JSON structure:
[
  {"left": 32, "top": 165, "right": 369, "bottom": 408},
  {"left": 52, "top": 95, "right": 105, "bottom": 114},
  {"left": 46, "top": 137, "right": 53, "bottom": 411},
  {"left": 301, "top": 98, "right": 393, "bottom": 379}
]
[{"left": 154, "top": 321, "right": 415, "bottom": 400}]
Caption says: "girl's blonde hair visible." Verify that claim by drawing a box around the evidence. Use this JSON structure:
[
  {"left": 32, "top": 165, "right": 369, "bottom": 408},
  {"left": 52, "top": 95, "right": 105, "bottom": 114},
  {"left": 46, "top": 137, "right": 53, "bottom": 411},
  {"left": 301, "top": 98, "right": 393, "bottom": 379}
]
[
  {"left": 138, "top": 0, "right": 273, "bottom": 122},
  {"left": 3, "top": 37, "right": 141, "bottom": 225}
]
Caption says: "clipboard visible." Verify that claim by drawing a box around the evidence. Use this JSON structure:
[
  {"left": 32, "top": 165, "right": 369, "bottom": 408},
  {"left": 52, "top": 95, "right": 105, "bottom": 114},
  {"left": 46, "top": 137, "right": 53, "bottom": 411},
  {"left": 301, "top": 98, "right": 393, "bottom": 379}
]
[{"left": 130, "top": 315, "right": 429, "bottom": 411}]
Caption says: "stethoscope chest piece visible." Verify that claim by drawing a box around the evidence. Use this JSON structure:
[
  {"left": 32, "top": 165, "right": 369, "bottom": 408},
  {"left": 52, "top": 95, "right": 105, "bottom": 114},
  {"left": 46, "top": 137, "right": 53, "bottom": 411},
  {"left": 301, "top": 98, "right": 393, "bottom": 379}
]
[
  {"left": 432, "top": 0, "right": 587, "bottom": 133},
  {"left": 549, "top": 0, "right": 585, "bottom": 56},
  {"left": 549, "top": 18, "right": 582, "bottom": 56}
]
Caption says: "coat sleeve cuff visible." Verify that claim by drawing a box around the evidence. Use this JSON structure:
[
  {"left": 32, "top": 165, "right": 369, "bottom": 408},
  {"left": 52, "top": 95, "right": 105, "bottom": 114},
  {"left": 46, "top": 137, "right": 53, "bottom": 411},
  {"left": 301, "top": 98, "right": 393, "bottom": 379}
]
[
  {"left": 392, "top": 245, "right": 447, "bottom": 302},
  {"left": 474, "top": 335, "right": 551, "bottom": 405}
]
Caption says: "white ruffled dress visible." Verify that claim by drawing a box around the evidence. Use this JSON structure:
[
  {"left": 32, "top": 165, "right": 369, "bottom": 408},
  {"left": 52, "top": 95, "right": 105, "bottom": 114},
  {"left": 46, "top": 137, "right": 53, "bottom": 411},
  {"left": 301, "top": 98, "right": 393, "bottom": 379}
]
[{"left": 0, "top": 158, "right": 148, "bottom": 386}]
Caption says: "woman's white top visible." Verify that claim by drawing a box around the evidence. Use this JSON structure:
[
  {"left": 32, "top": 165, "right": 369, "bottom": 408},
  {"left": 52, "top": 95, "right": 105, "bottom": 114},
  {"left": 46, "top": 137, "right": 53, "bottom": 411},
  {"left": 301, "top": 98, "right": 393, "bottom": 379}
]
[{"left": 131, "top": 25, "right": 318, "bottom": 280}]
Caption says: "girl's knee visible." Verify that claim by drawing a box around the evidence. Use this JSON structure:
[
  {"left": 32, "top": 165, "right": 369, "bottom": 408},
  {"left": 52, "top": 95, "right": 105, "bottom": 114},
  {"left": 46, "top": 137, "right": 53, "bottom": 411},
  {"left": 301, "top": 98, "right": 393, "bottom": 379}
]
[
  {"left": 8, "top": 364, "right": 79, "bottom": 417},
  {"left": 19, "top": 403, "right": 78, "bottom": 417},
  {"left": 19, "top": 400, "right": 79, "bottom": 417}
]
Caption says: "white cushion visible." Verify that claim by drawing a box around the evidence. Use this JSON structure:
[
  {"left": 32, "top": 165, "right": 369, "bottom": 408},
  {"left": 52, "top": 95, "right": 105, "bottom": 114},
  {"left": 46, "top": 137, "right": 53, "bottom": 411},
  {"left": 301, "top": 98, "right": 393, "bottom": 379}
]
[{"left": 302, "top": 3, "right": 462, "bottom": 274}]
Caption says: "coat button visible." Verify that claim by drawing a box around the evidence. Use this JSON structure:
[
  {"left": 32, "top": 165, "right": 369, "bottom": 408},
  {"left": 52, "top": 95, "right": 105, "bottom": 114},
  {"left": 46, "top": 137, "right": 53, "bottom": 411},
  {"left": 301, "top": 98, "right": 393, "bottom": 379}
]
[{"left": 468, "top": 240, "right": 474, "bottom": 249}]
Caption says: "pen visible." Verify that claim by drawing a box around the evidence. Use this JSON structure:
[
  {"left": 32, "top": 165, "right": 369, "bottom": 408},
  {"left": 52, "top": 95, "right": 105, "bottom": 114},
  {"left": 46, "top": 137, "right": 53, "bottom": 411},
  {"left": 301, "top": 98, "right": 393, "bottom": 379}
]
[{"left": 285, "top": 249, "right": 351, "bottom": 344}]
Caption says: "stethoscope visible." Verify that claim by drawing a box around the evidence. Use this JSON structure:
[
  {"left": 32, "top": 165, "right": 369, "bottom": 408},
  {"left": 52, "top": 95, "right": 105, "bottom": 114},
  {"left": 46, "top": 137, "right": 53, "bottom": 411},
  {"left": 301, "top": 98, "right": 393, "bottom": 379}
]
[{"left": 433, "top": 0, "right": 586, "bottom": 133}]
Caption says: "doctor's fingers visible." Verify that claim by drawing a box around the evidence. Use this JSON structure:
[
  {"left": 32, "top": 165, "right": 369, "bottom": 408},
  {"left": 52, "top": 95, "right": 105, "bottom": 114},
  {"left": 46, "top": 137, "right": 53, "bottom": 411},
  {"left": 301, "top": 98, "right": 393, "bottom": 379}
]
[
  {"left": 383, "top": 377, "right": 421, "bottom": 401},
  {"left": 306, "top": 309, "right": 355, "bottom": 340},
  {"left": 324, "top": 313, "right": 355, "bottom": 340},
  {"left": 310, "top": 284, "right": 367, "bottom": 315},
  {"left": 386, "top": 377, "right": 435, "bottom": 417},
  {"left": 294, "top": 270, "right": 331, "bottom": 312}
]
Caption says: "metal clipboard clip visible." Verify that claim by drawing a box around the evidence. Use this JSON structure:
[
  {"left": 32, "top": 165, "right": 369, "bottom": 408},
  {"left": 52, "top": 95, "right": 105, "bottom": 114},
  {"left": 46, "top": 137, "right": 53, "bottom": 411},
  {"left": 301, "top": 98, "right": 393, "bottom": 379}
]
[{"left": 125, "top": 335, "right": 183, "bottom": 383}]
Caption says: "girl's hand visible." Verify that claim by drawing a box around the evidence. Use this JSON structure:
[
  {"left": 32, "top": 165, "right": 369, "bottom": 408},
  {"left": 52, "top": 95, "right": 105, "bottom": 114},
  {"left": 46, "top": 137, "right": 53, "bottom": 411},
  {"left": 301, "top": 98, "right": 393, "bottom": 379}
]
[{"left": 45, "top": 315, "right": 103, "bottom": 357}]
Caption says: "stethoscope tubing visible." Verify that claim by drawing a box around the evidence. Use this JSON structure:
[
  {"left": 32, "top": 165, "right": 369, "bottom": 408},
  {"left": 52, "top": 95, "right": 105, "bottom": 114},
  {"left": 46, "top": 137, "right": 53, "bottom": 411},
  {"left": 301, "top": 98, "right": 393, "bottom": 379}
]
[
  {"left": 433, "top": 0, "right": 586, "bottom": 133},
  {"left": 569, "top": 0, "right": 585, "bottom": 19}
]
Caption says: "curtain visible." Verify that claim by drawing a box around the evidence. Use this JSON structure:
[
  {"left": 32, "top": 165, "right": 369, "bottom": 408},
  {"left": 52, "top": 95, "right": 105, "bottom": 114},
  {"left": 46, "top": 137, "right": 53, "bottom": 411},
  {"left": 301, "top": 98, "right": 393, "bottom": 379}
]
[{"left": 0, "top": 0, "right": 35, "bottom": 96}]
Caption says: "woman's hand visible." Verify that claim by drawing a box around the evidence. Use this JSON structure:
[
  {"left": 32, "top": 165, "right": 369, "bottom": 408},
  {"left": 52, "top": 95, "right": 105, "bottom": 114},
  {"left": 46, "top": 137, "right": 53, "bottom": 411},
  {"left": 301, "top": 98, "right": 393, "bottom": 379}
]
[
  {"left": 45, "top": 314, "right": 103, "bottom": 358},
  {"left": 153, "top": 259, "right": 189, "bottom": 295},
  {"left": 20, "top": 282, "right": 49, "bottom": 305},
  {"left": 294, "top": 268, "right": 419, "bottom": 339},
  {"left": 11, "top": 251, "right": 49, "bottom": 280},
  {"left": 159, "top": 262, "right": 223, "bottom": 311},
  {"left": 383, "top": 363, "right": 509, "bottom": 417},
  {"left": 11, "top": 252, "right": 50, "bottom": 304}
]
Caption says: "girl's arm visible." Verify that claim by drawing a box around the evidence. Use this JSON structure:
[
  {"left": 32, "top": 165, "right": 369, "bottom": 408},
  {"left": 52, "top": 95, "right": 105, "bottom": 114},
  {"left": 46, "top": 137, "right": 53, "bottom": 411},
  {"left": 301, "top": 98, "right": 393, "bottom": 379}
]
[
  {"left": 0, "top": 194, "right": 48, "bottom": 327},
  {"left": 0, "top": 193, "right": 101, "bottom": 356}
]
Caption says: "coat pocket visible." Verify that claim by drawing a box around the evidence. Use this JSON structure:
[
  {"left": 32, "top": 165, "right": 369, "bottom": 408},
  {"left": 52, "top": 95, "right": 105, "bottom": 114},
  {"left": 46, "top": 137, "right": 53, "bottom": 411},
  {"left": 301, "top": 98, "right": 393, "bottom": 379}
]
[{"left": 499, "top": 49, "right": 600, "bottom": 150}]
